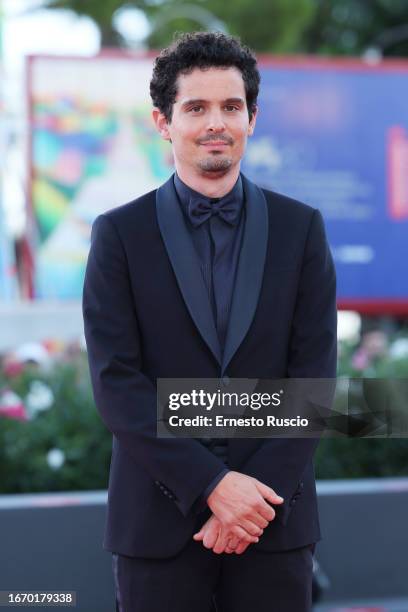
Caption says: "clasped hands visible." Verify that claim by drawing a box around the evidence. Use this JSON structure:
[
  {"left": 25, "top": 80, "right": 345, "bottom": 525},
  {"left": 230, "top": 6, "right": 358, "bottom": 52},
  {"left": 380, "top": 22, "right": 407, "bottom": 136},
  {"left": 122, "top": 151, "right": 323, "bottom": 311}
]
[{"left": 193, "top": 471, "right": 283, "bottom": 555}]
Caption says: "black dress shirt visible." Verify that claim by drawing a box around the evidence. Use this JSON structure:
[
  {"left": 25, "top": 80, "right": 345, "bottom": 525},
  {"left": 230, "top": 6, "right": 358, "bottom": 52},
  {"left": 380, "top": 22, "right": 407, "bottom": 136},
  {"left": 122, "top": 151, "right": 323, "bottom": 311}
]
[{"left": 173, "top": 172, "right": 246, "bottom": 511}]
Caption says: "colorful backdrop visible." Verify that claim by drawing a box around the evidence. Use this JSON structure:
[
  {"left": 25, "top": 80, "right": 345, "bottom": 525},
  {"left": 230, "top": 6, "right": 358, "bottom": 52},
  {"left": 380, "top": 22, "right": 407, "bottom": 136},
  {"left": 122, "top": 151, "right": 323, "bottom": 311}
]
[{"left": 28, "top": 54, "right": 408, "bottom": 310}]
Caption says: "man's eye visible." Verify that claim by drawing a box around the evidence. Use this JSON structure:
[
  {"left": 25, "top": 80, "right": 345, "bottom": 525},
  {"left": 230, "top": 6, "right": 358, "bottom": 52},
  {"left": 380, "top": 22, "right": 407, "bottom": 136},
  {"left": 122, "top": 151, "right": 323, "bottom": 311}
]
[{"left": 189, "top": 106, "right": 203, "bottom": 113}]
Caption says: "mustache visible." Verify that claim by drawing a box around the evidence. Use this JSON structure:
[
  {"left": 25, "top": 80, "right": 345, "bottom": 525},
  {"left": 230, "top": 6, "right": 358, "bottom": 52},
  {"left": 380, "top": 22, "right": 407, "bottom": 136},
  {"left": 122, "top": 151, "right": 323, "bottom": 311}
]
[{"left": 196, "top": 135, "right": 234, "bottom": 145}]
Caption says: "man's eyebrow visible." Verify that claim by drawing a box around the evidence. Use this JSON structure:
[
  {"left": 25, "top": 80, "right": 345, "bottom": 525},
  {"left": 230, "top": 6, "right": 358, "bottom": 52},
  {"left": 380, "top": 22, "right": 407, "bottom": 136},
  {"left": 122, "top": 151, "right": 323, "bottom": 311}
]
[
  {"left": 179, "top": 98, "right": 207, "bottom": 108},
  {"left": 223, "top": 97, "right": 245, "bottom": 105},
  {"left": 179, "top": 97, "right": 245, "bottom": 108}
]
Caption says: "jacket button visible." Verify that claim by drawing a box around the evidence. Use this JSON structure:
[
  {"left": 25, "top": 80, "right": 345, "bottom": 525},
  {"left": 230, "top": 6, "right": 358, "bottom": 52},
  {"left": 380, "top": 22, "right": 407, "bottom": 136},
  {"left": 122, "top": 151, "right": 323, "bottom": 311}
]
[
  {"left": 299, "top": 482, "right": 304, "bottom": 489},
  {"left": 289, "top": 498, "right": 296, "bottom": 507}
]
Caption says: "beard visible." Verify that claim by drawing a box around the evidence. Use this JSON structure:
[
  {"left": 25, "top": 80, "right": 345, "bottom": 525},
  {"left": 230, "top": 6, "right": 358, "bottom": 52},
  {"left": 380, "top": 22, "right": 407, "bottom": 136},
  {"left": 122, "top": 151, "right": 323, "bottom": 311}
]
[{"left": 197, "top": 154, "right": 233, "bottom": 174}]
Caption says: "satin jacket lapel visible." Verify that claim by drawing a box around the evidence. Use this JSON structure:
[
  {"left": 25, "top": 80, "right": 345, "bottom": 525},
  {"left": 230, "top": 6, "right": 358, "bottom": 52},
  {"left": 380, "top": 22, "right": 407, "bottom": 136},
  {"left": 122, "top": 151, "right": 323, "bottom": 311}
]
[
  {"left": 221, "top": 174, "right": 268, "bottom": 375},
  {"left": 156, "top": 175, "right": 222, "bottom": 365}
]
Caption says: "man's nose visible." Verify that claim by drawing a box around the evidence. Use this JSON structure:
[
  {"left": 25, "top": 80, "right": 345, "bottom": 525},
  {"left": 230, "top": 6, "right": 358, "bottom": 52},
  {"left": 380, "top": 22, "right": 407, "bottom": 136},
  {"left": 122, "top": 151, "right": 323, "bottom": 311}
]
[{"left": 206, "top": 110, "right": 226, "bottom": 132}]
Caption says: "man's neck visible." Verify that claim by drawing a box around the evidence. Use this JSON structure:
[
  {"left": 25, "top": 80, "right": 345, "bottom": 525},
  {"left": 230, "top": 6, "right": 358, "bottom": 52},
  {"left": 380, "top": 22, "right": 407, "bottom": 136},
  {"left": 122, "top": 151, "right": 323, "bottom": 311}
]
[{"left": 175, "top": 166, "right": 241, "bottom": 198}]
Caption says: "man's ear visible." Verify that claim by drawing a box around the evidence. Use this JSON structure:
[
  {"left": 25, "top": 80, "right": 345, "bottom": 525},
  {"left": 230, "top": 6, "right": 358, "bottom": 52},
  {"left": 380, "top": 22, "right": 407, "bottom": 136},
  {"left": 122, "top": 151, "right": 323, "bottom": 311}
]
[
  {"left": 248, "top": 106, "right": 258, "bottom": 136},
  {"left": 152, "top": 108, "right": 171, "bottom": 141}
]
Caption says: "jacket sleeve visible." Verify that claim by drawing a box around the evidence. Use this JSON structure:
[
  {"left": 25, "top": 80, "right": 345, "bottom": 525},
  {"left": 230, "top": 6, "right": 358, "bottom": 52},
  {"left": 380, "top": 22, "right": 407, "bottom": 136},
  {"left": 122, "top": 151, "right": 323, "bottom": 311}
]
[
  {"left": 239, "top": 208, "right": 337, "bottom": 525},
  {"left": 82, "top": 213, "right": 226, "bottom": 517}
]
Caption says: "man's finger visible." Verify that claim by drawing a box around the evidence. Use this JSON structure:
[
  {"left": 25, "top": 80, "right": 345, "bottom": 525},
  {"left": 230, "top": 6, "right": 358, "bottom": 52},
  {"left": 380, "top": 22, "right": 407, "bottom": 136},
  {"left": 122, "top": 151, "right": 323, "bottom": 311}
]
[
  {"left": 203, "top": 524, "right": 219, "bottom": 550},
  {"left": 222, "top": 535, "right": 240, "bottom": 555},
  {"left": 238, "top": 517, "right": 264, "bottom": 536},
  {"left": 235, "top": 540, "right": 251, "bottom": 554},
  {"left": 231, "top": 524, "right": 259, "bottom": 543},
  {"left": 253, "top": 481, "right": 284, "bottom": 505},
  {"left": 227, "top": 535, "right": 240, "bottom": 549},
  {"left": 193, "top": 530, "right": 204, "bottom": 541},
  {"left": 257, "top": 503, "right": 275, "bottom": 522},
  {"left": 249, "top": 512, "right": 269, "bottom": 529},
  {"left": 212, "top": 528, "right": 229, "bottom": 555}
]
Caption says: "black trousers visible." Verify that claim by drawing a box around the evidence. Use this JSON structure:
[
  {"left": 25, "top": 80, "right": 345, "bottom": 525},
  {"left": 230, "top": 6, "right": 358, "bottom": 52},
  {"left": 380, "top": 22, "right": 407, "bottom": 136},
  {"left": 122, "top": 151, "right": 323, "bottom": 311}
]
[{"left": 112, "top": 538, "right": 314, "bottom": 612}]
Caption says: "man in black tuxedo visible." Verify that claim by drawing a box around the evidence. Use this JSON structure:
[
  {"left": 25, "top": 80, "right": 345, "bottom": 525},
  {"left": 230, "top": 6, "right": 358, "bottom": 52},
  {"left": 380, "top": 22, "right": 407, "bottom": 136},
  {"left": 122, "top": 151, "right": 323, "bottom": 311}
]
[{"left": 82, "top": 31, "right": 337, "bottom": 612}]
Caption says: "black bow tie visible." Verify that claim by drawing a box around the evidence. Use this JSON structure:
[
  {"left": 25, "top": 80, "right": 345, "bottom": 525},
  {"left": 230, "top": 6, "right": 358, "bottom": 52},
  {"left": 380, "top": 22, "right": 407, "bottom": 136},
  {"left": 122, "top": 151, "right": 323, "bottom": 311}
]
[{"left": 188, "top": 193, "right": 240, "bottom": 228}]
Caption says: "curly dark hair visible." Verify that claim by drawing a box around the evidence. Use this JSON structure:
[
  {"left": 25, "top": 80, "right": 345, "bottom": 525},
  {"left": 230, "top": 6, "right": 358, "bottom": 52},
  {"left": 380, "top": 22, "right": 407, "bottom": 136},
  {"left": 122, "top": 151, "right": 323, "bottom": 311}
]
[{"left": 150, "top": 31, "right": 260, "bottom": 122}]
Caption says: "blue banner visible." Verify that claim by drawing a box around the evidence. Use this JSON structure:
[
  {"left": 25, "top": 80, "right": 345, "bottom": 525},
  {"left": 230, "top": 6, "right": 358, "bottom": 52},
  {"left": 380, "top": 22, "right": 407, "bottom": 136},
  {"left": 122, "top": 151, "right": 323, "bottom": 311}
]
[{"left": 242, "top": 60, "right": 408, "bottom": 311}]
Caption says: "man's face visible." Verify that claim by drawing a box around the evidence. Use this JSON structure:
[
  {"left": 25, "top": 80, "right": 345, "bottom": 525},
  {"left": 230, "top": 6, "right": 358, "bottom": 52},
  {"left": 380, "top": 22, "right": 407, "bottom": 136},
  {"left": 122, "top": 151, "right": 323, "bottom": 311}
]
[{"left": 153, "top": 66, "right": 257, "bottom": 180}]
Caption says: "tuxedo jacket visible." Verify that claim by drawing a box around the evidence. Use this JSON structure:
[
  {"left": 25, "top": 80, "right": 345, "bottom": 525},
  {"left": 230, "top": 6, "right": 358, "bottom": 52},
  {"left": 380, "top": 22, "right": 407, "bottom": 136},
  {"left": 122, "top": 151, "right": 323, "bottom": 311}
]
[{"left": 82, "top": 173, "right": 337, "bottom": 559}]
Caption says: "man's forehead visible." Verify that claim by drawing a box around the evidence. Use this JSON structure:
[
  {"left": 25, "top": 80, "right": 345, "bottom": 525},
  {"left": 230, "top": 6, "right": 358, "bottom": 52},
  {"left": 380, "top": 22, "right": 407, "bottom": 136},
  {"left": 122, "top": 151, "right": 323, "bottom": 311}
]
[{"left": 175, "top": 66, "right": 246, "bottom": 99}]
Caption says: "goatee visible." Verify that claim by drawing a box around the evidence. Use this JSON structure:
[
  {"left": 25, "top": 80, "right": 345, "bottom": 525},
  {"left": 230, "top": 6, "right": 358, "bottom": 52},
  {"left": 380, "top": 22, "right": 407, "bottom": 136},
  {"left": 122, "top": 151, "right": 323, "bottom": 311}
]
[{"left": 197, "top": 157, "right": 232, "bottom": 174}]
